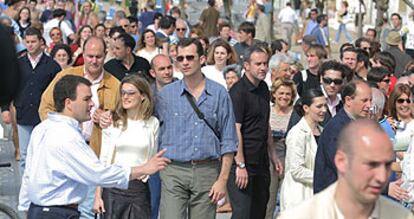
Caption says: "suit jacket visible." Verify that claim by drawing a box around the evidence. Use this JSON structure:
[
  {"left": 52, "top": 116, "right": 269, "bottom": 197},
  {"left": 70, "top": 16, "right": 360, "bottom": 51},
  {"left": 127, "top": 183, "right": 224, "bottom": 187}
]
[
  {"left": 313, "top": 108, "right": 352, "bottom": 193},
  {"left": 1, "top": 53, "right": 61, "bottom": 126},
  {"left": 278, "top": 182, "right": 414, "bottom": 219},
  {"left": 38, "top": 65, "right": 120, "bottom": 156},
  {"left": 278, "top": 183, "right": 414, "bottom": 219},
  {"left": 280, "top": 117, "right": 322, "bottom": 210}
]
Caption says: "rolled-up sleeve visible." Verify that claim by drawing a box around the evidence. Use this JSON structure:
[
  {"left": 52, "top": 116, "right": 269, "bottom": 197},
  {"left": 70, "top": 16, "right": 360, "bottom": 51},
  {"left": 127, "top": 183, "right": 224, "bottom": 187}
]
[{"left": 218, "top": 91, "right": 238, "bottom": 155}]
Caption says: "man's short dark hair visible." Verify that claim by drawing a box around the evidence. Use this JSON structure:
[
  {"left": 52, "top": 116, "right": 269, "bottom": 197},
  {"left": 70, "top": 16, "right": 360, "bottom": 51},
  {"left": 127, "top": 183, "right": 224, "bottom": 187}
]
[
  {"left": 53, "top": 75, "right": 92, "bottom": 112},
  {"left": 341, "top": 80, "right": 368, "bottom": 101},
  {"left": 218, "top": 22, "right": 232, "bottom": 32},
  {"left": 366, "top": 28, "right": 377, "bottom": 38},
  {"left": 117, "top": 33, "right": 135, "bottom": 51},
  {"left": 372, "top": 51, "right": 396, "bottom": 72},
  {"left": 52, "top": 9, "right": 66, "bottom": 18},
  {"left": 316, "top": 14, "right": 327, "bottom": 24},
  {"left": 127, "top": 15, "right": 138, "bottom": 24},
  {"left": 367, "top": 67, "right": 391, "bottom": 83},
  {"left": 208, "top": 0, "right": 215, "bottom": 7},
  {"left": 159, "top": 15, "right": 176, "bottom": 29},
  {"left": 243, "top": 45, "right": 268, "bottom": 63},
  {"left": 177, "top": 38, "right": 204, "bottom": 57},
  {"left": 341, "top": 47, "right": 357, "bottom": 60},
  {"left": 310, "top": 8, "right": 318, "bottom": 14},
  {"left": 271, "top": 39, "right": 287, "bottom": 54},
  {"left": 356, "top": 49, "right": 369, "bottom": 69},
  {"left": 355, "top": 37, "right": 370, "bottom": 48},
  {"left": 319, "top": 60, "right": 346, "bottom": 79},
  {"left": 391, "top": 13, "right": 402, "bottom": 21},
  {"left": 238, "top": 21, "right": 255, "bottom": 38},
  {"left": 108, "top": 26, "right": 125, "bottom": 38},
  {"left": 153, "top": 12, "right": 163, "bottom": 22},
  {"left": 24, "top": 27, "right": 42, "bottom": 39}
]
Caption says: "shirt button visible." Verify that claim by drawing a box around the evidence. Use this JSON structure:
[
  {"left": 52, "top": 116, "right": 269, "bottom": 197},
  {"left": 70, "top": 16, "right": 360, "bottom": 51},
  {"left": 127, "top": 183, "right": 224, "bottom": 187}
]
[
  {"left": 194, "top": 122, "right": 198, "bottom": 125},
  {"left": 194, "top": 135, "right": 198, "bottom": 138},
  {"left": 29, "top": 104, "right": 33, "bottom": 107},
  {"left": 174, "top": 113, "right": 178, "bottom": 116},
  {"left": 194, "top": 148, "right": 198, "bottom": 151}
]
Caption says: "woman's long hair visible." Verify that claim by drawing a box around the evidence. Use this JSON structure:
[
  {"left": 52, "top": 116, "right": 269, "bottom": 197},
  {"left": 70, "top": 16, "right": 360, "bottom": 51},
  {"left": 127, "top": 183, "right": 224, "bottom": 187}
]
[{"left": 112, "top": 75, "right": 154, "bottom": 130}]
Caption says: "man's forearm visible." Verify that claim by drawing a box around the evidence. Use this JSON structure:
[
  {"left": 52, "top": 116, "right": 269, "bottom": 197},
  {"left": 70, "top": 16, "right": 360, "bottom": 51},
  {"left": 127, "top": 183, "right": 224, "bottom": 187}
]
[{"left": 218, "top": 153, "right": 234, "bottom": 182}]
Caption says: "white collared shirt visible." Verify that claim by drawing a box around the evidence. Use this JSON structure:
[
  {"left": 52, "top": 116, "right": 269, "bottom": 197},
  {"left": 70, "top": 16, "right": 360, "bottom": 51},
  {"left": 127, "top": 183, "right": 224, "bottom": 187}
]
[
  {"left": 334, "top": 200, "right": 379, "bottom": 219},
  {"left": 18, "top": 113, "right": 130, "bottom": 211},
  {"left": 278, "top": 6, "right": 297, "bottom": 23},
  {"left": 28, "top": 52, "right": 43, "bottom": 69},
  {"left": 82, "top": 69, "right": 104, "bottom": 141}
]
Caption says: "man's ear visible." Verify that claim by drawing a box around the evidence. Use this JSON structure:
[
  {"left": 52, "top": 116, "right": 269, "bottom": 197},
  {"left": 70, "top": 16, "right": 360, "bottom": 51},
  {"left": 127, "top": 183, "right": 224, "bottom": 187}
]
[
  {"left": 149, "top": 69, "right": 156, "bottom": 78},
  {"left": 64, "top": 98, "right": 72, "bottom": 112},
  {"left": 335, "top": 150, "right": 348, "bottom": 175},
  {"left": 200, "top": 54, "right": 206, "bottom": 65}
]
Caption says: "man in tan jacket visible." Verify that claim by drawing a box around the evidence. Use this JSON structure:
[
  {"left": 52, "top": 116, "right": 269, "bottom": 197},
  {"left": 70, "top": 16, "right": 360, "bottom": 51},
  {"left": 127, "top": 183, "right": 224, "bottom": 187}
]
[
  {"left": 278, "top": 119, "right": 414, "bottom": 219},
  {"left": 38, "top": 36, "right": 119, "bottom": 219}
]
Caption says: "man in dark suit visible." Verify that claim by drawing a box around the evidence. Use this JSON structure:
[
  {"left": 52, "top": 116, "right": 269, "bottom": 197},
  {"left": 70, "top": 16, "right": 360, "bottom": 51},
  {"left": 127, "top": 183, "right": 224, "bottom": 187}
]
[
  {"left": 0, "top": 27, "right": 61, "bottom": 176},
  {"left": 313, "top": 80, "right": 372, "bottom": 193}
]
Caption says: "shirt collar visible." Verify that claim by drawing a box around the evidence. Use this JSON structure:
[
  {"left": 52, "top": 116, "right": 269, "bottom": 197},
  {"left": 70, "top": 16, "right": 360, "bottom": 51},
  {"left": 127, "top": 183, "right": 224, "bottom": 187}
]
[
  {"left": 47, "top": 112, "right": 82, "bottom": 132},
  {"left": 334, "top": 199, "right": 379, "bottom": 219},
  {"left": 28, "top": 52, "right": 43, "bottom": 64},
  {"left": 179, "top": 75, "right": 212, "bottom": 96},
  {"left": 83, "top": 67, "right": 104, "bottom": 85},
  {"left": 242, "top": 74, "right": 262, "bottom": 91}
]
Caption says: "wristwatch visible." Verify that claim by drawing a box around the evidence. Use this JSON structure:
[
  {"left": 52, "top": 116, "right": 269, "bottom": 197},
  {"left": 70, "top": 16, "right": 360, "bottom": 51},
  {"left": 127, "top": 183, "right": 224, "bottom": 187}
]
[{"left": 237, "top": 161, "right": 246, "bottom": 169}]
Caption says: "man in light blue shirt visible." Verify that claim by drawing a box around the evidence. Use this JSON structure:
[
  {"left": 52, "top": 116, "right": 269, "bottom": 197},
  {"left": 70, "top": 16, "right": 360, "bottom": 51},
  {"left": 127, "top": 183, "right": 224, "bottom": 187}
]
[
  {"left": 156, "top": 38, "right": 238, "bottom": 219},
  {"left": 18, "top": 75, "right": 170, "bottom": 219}
]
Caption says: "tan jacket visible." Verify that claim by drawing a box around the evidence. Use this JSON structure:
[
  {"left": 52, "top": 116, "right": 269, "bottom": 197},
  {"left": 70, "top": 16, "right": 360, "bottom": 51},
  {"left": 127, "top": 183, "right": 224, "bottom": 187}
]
[
  {"left": 278, "top": 182, "right": 414, "bottom": 219},
  {"left": 38, "top": 65, "right": 120, "bottom": 156}
]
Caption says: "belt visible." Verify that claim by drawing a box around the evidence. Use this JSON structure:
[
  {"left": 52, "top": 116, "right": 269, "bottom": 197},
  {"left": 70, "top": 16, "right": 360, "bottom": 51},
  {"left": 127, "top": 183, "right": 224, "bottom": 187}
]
[
  {"left": 60, "top": 203, "right": 78, "bottom": 210},
  {"left": 173, "top": 159, "right": 219, "bottom": 165}
]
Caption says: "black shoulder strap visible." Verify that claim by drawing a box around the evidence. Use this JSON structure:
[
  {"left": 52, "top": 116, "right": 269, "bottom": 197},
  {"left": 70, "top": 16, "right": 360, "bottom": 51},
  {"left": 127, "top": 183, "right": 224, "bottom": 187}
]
[{"left": 184, "top": 92, "right": 221, "bottom": 140}]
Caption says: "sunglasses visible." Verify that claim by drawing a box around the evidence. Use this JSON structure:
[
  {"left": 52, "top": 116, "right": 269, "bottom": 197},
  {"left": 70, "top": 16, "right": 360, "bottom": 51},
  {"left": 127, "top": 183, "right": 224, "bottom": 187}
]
[
  {"left": 121, "top": 90, "right": 138, "bottom": 96},
  {"left": 382, "top": 78, "right": 390, "bottom": 83},
  {"left": 322, "top": 77, "right": 343, "bottom": 85},
  {"left": 397, "top": 98, "right": 412, "bottom": 104},
  {"left": 176, "top": 55, "right": 196, "bottom": 62},
  {"left": 176, "top": 28, "right": 186, "bottom": 32}
]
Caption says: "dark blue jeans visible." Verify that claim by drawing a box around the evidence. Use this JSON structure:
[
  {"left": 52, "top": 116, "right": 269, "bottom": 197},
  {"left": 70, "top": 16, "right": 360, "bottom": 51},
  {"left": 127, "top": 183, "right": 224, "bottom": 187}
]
[
  {"left": 149, "top": 172, "right": 161, "bottom": 219},
  {"left": 28, "top": 203, "right": 80, "bottom": 219}
]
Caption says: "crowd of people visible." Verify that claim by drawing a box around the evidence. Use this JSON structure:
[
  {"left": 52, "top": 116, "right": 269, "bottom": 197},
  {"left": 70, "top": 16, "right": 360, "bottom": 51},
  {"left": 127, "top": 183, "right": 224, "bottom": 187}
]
[{"left": 2, "top": 0, "right": 414, "bottom": 218}]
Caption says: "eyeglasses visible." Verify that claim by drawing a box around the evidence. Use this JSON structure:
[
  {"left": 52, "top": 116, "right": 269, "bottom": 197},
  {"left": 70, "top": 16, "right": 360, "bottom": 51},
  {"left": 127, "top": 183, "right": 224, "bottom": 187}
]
[
  {"left": 362, "top": 47, "right": 370, "bottom": 51},
  {"left": 121, "top": 90, "right": 138, "bottom": 96},
  {"left": 176, "top": 55, "right": 196, "bottom": 62},
  {"left": 176, "top": 28, "right": 186, "bottom": 32},
  {"left": 382, "top": 78, "right": 390, "bottom": 83},
  {"left": 397, "top": 98, "right": 412, "bottom": 104},
  {"left": 322, "top": 77, "right": 343, "bottom": 85}
]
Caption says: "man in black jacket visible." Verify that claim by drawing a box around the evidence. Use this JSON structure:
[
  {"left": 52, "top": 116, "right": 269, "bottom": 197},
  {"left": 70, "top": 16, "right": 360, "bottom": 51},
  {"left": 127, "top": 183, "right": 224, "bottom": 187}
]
[{"left": 1, "top": 27, "right": 61, "bottom": 176}]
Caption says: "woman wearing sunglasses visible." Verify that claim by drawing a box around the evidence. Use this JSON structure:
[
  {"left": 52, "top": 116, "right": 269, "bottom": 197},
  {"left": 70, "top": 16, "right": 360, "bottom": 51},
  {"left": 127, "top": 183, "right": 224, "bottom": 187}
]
[
  {"left": 388, "top": 84, "right": 414, "bottom": 152},
  {"left": 93, "top": 75, "right": 159, "bottom": 219}
]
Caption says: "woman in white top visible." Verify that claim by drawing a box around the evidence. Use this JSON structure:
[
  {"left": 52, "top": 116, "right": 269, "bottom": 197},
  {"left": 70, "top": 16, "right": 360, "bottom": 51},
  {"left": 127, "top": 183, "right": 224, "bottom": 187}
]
[
  {"left": 201, "top": 39, "right": 237, "bottom": 88},
  {"left": 388, "top": 84, "right": 414, "bottom": 152},
  {"left": 93, "top": 75, "right": 159, "bottom": 219},
  {"left": 136, "top": 29, "right": 162, "bottom": 63},
  {"left": 280, "top": 88, "right": 327, "bottom": 210}
]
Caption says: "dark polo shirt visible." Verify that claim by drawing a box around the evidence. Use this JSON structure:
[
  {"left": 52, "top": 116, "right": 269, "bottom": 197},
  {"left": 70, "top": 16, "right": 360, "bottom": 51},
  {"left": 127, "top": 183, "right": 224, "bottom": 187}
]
[
  {"left": 229, "top": 75, "right": 270, "bottom": 167},
  {"left": 104, "top": 55, "right": 152, "bottom": 82}
]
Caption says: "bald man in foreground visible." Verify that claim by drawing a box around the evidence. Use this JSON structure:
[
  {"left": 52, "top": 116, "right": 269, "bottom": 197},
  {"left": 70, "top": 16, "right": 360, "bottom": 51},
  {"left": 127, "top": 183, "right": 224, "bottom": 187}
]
[{"left": 278, "top": 119, "right": 414, "bottom": 219}]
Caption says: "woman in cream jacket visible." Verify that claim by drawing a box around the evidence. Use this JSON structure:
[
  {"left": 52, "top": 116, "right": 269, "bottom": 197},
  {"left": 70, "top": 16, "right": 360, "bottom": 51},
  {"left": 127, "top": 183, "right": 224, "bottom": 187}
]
[{"left": 280, "top": 89, "right": 327, "bottom": 210}]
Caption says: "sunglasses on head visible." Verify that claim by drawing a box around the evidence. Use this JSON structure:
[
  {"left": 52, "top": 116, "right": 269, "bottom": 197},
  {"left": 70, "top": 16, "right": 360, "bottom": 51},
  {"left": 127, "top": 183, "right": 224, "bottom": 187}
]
[
  {"left": 322, "top": 77, "right": 343, "bottom": 85},
  {"left": 176, "top": 55, "right": 196, "bottom": 62},
  {"left": 397, "top": 98, "right": 412, "bottom": 104}
]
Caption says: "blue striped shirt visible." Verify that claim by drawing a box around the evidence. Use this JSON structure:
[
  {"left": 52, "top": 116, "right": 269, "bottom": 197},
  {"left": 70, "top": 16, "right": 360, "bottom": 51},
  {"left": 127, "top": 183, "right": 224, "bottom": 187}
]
[{"left": 156, "top": 78, "right": 238, "bottom": 161}]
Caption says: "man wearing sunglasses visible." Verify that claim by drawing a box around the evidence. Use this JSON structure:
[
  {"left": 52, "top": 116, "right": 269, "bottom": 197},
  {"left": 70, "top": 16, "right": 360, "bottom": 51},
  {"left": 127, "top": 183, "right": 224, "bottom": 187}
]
[
  {"left": 367, "top": 67, "right": 392, "bottom": 95},
  {"left": 156, "top": 38, "right": 237, "bottom": 219},
  {"left": 314, "top": 80, "right": 372, "bottom": 194}
]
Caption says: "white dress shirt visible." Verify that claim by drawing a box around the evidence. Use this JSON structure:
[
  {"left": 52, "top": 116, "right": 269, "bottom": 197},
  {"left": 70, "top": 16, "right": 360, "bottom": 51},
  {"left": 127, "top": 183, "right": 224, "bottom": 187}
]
[
  {"left": 18, "top": 113, "right": 130, "bottom": 211},
  {"left": 278, "top": 6, "right": 298, "bottom": 23},
  {"left": 82, "top": 70, "right": 104, "bottom": 141}
]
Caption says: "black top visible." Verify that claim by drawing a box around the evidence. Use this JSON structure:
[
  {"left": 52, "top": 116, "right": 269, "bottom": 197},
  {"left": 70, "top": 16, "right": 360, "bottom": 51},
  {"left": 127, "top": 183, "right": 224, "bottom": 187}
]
[
  {"left": 229, "top": 75, "right": 270, "bottom": 165},
  {"left": 1, "top": 53, "right": 61, "bottom": 125},
  {"left": 293, "top": 69, "right": 320, "bottom": 97},
  {"left": 104, "top": 55, "right": 152, "bottom": 82}
]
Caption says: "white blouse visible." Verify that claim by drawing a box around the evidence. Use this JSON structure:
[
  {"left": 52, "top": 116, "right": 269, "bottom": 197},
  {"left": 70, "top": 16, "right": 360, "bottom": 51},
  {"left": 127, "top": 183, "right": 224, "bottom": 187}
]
[
  {"left": 136, "top": 48, "right": 161, "bottom": 63},
  {"left": 201, "top": 65, "right": 227, "bottom": 89},
  {"left": 100, "top": 116, "right": 159, "bottom": 182}
]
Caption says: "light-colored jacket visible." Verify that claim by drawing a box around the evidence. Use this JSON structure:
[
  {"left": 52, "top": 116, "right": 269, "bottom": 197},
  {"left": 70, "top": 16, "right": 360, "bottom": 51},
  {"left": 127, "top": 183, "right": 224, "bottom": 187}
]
[
  {"left": 38, "top": 65, "right": 120, "bottom": 156},
  {"left": 280, "top": 117, "right": 321, "bottom": 210},
  {"left": 278, "top": 182, "right": 414, "bottom": 219}
]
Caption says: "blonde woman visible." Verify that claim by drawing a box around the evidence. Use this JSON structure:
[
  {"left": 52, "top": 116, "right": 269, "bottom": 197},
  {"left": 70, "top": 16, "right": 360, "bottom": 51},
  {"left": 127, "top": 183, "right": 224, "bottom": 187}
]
[{"left": 93, "top": 75, "right": 159, "bottom": 219}]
